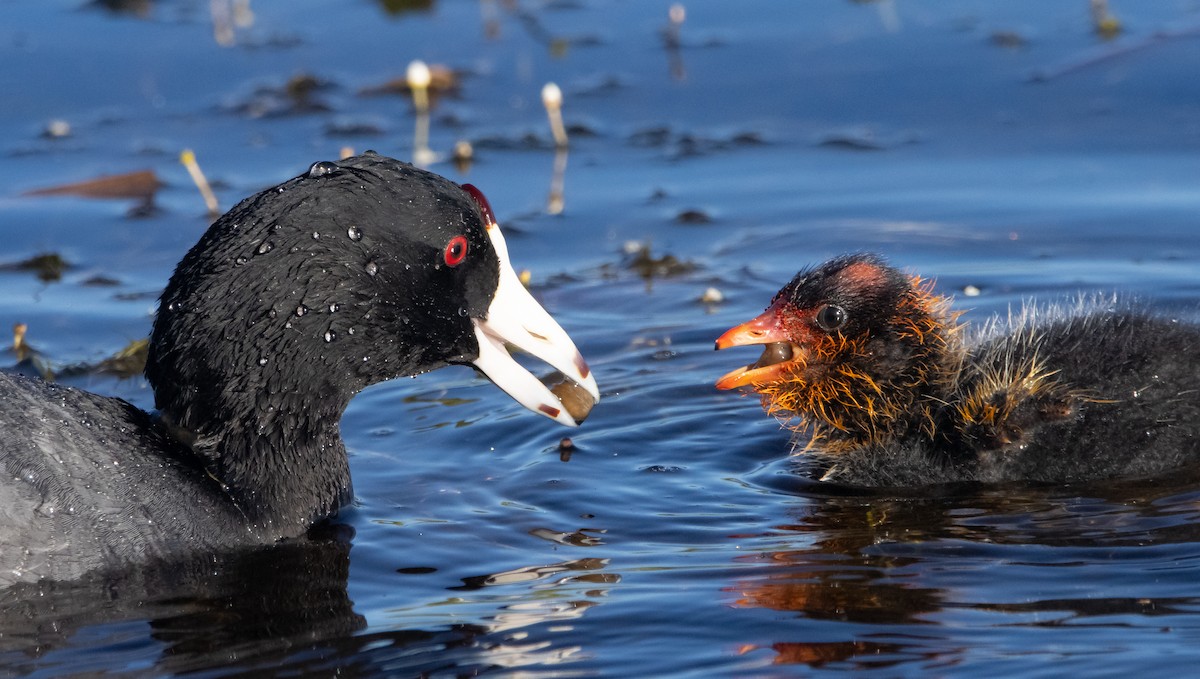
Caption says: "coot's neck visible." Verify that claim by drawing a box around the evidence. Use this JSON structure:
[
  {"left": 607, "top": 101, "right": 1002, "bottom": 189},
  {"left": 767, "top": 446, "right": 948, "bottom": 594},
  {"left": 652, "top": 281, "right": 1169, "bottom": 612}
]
[
  {"left": 143, "top": 172, "right": 372, "bottom": 539},
  {"left": 160, "top": 370, "right": 355, "bottom": 540}
]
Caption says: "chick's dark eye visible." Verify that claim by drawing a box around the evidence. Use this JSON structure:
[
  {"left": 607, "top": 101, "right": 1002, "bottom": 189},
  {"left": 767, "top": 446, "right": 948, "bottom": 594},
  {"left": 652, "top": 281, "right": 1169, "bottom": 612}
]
[
  {"left": 815, "top": 304, "right": 847, "bottom": 332},
  {"left": 444, "top": 236, "right": 469, "bottom": 267}
]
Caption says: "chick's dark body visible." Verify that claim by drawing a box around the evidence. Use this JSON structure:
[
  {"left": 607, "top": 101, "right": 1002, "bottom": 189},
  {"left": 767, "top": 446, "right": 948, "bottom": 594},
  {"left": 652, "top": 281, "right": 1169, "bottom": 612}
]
[
  {"left": 961, "top": 310, "right": 1200, "bottom": 483},
  {"left": 717, "top": 254, "right": 1200, "bottom": 488}
]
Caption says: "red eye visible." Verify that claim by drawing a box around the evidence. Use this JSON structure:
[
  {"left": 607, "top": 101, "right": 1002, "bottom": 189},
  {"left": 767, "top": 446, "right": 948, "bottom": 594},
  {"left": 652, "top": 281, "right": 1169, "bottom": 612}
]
[
  {"left": 444, "top": 235, "right": 469, "bottom": 267},
  {"left": 461, "top": 183, "right": 496, "bottom": 229}
]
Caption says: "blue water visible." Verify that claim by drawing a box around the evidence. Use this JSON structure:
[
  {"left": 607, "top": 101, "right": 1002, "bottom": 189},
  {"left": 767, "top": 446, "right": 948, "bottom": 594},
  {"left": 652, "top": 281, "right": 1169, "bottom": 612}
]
[{"left": 2, "top": 0, "right": 1200, "bottom": 675}]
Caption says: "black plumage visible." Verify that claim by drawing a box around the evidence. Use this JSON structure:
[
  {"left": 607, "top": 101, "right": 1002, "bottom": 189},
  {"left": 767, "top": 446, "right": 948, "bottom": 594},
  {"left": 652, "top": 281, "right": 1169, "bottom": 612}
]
[
  {"left": 0, "top": 153, "right": 597, "bottom": 586},
  {"left": 716, "top": 253, "right": 1200, "bottom": 487}
]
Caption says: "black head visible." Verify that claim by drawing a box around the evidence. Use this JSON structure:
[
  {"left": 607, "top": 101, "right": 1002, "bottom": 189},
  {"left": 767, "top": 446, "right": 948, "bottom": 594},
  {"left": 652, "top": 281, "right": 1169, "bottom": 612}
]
[
  {"left": 716, "top": 253, "right": 957, "bottom": 447},
  {"left": 771, "top": 253, "right": 915, "bottom": 340},
  {"left": 146, "top": 153, "right": 502, "bottom": 439},
  {"left": 144, "top": 153, "right": 597, "bottom": 531},
  {"left": 716, "top": 254, "right": 922, "bottom": 388}
]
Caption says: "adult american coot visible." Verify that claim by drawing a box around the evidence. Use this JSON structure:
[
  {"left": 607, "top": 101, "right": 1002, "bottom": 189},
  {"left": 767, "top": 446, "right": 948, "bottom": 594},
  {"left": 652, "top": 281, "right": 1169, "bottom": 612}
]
[
  {"left": 0, "top": 152, "right": 598, "bottom": 586},
  {"left": 715, "top": 253, "right": 1200, "bottom": 487}
]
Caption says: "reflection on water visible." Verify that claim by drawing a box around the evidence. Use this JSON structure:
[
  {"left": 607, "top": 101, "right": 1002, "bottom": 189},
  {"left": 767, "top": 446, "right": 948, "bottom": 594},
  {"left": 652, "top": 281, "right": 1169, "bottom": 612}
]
[
  {"left": 0, "top": 527, "right": 362, "bottom": 675},
  {"left": 548, "top": 147, "right": 567, "bottom": 215},
  {"left": 725, "top": 471, "right": 1200, "bottom": 669},
  {"left": 0, "top": 531, "right": 619, "bottom": 676}
]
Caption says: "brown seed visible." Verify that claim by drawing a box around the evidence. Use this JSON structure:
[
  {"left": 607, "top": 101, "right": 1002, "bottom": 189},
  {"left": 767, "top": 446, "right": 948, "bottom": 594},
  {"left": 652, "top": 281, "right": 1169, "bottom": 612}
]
[{"left": 550, "top": 379, "right": 596, "bottom": 423}]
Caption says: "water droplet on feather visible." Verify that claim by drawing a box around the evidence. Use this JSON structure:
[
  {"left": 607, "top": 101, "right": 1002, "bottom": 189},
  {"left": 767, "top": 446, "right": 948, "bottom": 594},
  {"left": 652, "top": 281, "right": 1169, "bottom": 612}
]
[{"left": 307, "top": 160, "right": 339, "bottom": 178}]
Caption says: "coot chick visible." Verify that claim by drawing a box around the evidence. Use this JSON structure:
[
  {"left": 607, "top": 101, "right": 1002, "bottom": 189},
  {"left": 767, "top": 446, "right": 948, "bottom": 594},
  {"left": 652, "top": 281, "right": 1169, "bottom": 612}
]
[
  {"left": 715, "top": 253, "right": 1200, "bottom": 487},
  {"left": 0, "top": 152, "right": 598, "bottom": 586}
]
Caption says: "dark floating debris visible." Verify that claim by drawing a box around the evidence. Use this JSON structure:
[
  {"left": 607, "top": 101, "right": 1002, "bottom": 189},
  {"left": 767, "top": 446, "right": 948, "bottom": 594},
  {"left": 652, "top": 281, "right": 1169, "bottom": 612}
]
[
  {"left": 284, "top": 73, "right": 330, "bottom": 108},
  {"left": 24, "top": 169, "right": 161, "bottom": 201},
  {"left": 6, "top": 325, "right": 147, "bottom": 381},
  {"left": 565, "top": 121, "right": 600, "bottom": 138},
  {"left": 815, "top": 127, "right": 919, "bottom": 152},
  {"left": 81, "top": 274, "right": 122, "bottom": 287},
  {"left": 125, "top": 200, "right": 164, "bottom": 219},
  {"left": 627, "top": 125, "right": 766, "bottom": 158},
  {"left": 324, "top": 119, "right": 386, "bottom": 137},
  {"left": 226, "top": 72, "right": 334, "bottom": 118},
  {"left": 87, "top": 0, "right": 153, "bottom": 18},
  {"left": 112, "top": 290, "right": 162, "bottom": 302},
  {"left": 990, "top": 30, "right": 1028, "bottom": 49},
  {"left": 816, "top": 130, "right": 885, "bottom": 151},
  {"left": 558, "top": 436, "right": 576, "bottom": 462},
  {"left": 42, "top": 338, "right": 151, "bottom": 383},
  {"left": 79, "top": 338, "right": 150, "bottom": 379},
  {"left": 729, "top": 131, "right": 765, "bottom": 146},
  {"left": 376, "top": 0, "right": 435, "bottom": 18},
  {"left": 49, "top": 338, "right": 150, "bottom": 381},
  {"left": 472, "top": 132, "right": 555, "bottom": 151},
  {"left": 616, "top": 241, "right": 697, "bottom": 281},
  {"left": 0, "top": 252, "right": 71, "bottom": 283},
  {"left": 469, "top": 124, "right": 599, "bottom": 152},
  {"left": 628, "top": 126, "right": 672, "bottom": 148},
  {"left": 570, "top": 73, "right": 626, "bottom": 97},
  {"left": 674, "top": 208, "right": 712, "bottom": 225}
]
